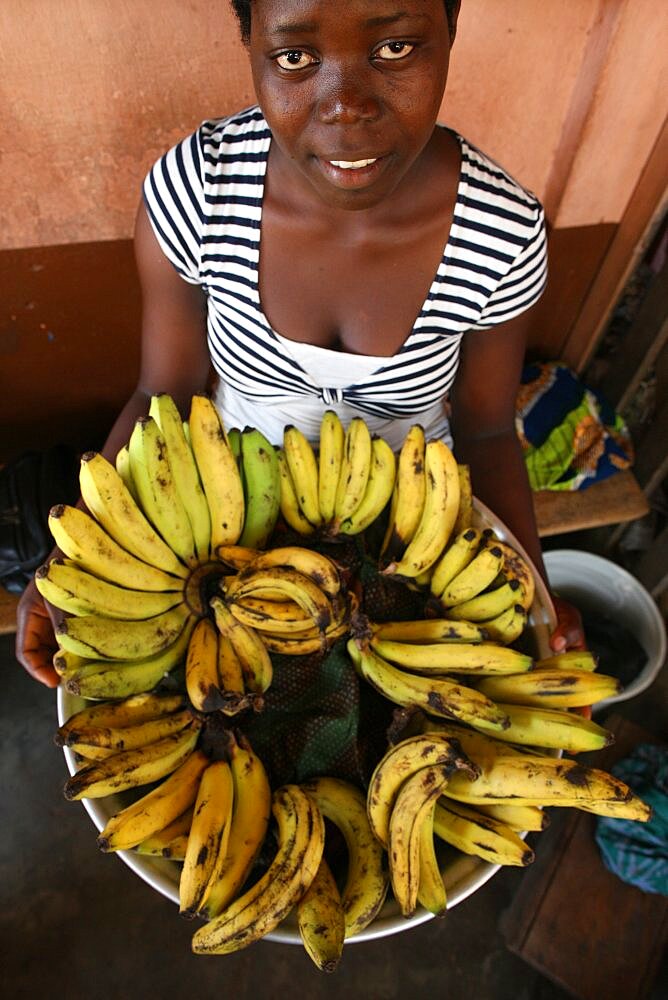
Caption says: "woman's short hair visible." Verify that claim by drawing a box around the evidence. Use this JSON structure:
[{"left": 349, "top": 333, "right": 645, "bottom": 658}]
[{"left": 229, "top": 1, "right": 460, "bottom": 44}]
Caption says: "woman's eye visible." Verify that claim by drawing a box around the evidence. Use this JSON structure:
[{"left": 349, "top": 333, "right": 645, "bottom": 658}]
[
  {"left": 375, "top": 41, "right": 415, "bottom": 61},
  {"left": 275, "top": 50, "right": 317, "bottom": 71}
]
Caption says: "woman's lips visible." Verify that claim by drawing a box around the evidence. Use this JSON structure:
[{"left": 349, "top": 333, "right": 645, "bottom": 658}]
[{"left": 318, "top": 155, "right": 386, "bottom": 188}]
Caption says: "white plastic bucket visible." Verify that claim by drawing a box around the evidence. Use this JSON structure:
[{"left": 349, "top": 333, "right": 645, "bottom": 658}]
[{"left": 543, "top": 549, "right": 666, "bottom": 709}]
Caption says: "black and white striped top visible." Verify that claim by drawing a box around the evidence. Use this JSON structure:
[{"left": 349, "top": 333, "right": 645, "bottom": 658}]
[{"left": 143, "top": 106, "right": 547, "bottom": 425}]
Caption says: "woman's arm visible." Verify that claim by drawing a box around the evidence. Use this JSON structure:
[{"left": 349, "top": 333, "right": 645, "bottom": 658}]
[
  {"left": 15, "top": 200, "right": 211, "bottom": 686},
  {"left": 449, "top": 314, "right": 585, "bottom": 651}
]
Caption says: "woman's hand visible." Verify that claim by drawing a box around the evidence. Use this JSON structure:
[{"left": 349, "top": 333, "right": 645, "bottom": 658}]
[
  {"left": 15, "top": 579, "right": 60, "bottom": 688},
  {"left": 549, "top": 593, "right": 586, "bottom": 653}
]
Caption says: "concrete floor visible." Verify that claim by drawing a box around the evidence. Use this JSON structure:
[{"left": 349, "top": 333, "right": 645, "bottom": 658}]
[{"left": 2, "top": 630, "right": 666, "bottom": 1000}]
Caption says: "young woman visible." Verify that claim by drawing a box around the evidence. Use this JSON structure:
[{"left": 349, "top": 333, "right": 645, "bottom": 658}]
[{"left": 16, "top": 0, "right": 584, "bottom": 686}]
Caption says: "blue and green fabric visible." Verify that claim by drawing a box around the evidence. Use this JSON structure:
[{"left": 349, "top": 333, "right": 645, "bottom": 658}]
[
  {"left": 595, "top": 744, "right": 668, "bottom": 896},
  {"left": 516, "top": 362, "right": 633, "bottom": 491}
]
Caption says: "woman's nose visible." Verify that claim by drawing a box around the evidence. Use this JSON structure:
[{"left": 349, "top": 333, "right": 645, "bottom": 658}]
[{"left": 316, "top": 66, "right": 381, "bottom": 124}]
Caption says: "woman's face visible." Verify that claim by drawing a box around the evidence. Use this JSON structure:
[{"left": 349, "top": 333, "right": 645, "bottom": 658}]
[{"left": 248, "top": 0, "right": 456, "bottom": 211}]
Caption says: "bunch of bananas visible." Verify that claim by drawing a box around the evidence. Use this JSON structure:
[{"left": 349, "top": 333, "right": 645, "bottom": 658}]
[
  {"left": 379, "top": 424, "right": 466, "bottom": 579},
  {"left": 47, "top": 396, "right": 653, "bottom": 969},
  {"left": 55, "top": 692, "right": 203, "bottom": 800},
  {"left": 277, "top": 413, "right": 396, "bottom": 537},
  {"left": 348, "top": 622, "right": 622, "bottom": 743},
  {"left": 217, "top": 544, "right": 351, "bottom": 656},
  {"left": 365, "top": 726, "right": 650, "bottom": 920}
]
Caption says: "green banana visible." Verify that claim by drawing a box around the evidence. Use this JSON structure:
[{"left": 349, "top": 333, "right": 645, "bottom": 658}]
[{"left": 238, "top": 427, "right": 281, "bottom": 548}]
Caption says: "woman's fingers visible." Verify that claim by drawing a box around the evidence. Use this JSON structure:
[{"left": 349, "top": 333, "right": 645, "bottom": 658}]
[
  {"left": 15, "top": 581, "right": 60, "bottom": 688},
  {"left": 549, "top": 593, "right": 587, "bottom": 652}
]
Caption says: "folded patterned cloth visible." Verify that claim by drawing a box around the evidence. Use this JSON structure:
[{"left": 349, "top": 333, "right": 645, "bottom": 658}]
[
  {"left": 516, "top": 362, "right": 634, "bottom": 491},
  {"left": 595, "top": 743, "right": 667, "bottom": 896}
]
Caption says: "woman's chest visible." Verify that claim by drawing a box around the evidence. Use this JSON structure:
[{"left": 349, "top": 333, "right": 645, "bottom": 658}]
[{"left": 256, "top": 210, "right": 451, "bottom": 356}]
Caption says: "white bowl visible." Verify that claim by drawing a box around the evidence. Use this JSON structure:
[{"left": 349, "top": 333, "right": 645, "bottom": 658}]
[
  {"left": 57, "top": 500, "right": 556, "bottom": 945},
  {"left": 544, "top": 549, "right": 666, "bottom": 710}
]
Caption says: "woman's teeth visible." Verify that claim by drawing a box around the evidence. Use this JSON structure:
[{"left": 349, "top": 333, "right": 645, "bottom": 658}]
[{"left": 329, "top": 158, "right": 378, "bottom": 169}]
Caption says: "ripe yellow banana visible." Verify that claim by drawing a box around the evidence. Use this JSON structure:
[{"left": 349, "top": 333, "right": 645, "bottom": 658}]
[
  {"left": 453, "top": 463, "right": 473, "bottom": 535},
  {"left": 444, "top": 579, "right": 523, "bottom": 622},
  {"left": 191, "top": 784, "right": 325, "bottom": 955},
  {"left": 55, "top": 603, "right": 190, "bottom": 660},
  {"left": 474, "top": 802, "right": 549, "bottom": 832},
  {"left": 57, "top": 692, "right": 186, "bottom": 735},
  {"left": 135, "top": 806, "right": 193, "bottom": 860},
  {"left": 443, "top": 752, "right": 646, "bottom": 816},
  {"left": 476, "top": 668, "right": 622, "bottom": 708},
  {"left": 347, "top": 639, "right": 511, "bottom": 731},
  {"left": 53, "top": 649, "right": 89, "bottom": 678},
  {"left": 63, "top": 721, "right": 201, "bottom": 800},
  {"left": 58, "top": 707, "right": 194, "bottom": 755},
  {"left": 115, "top": 444, "right": 139, "bottom": 502},
  {"left": 481, "top": 603, "right": 528, "bottom": 645},
  {"left": 438, "top": 544, "right": 505, "bottom": 607},
  {"left": 188, "top": 395, "right": 245, "bottom": 548},
  {"left": 366, "top": 732, "right": 479, "bottom": 848},
  {"left": 369, "top": 638, "right": 533, "bottom": 676},
  {"left": 35, "top": 559, "right": 183, "bottom": 621},
  {"left": 149, "top": 393, "right": 212, "bottom": 561},
  {"left": 370, "top": 617, "right": 489, "bottom": 644},
  {"left": 388, "top": 763, "right": 454, "bottom": 917},
  {"left": 186, "top": 616, "right": 223, "bottom": 712},
  {"left": 216, "top": 634, "right": 260, "bottom": 715},
  {"left": 333, "top": 416, "right": 373, "bottom": 526},
  {"left": 416, "top": 803, "right": 447, "bottom": 916},
  {"left": 237, "top": 427, "right": 281, "bottom": 549},
  {"left": 180, "top": 759, "right": 234, "bottom": 917},
  {"left": 302, "top": 776, "right": 389, "bottom": 939},
  {"left": 128, "top": 416, "right": 197, "bottom": 566},
  {"left": 283, "top": 424, "right": 322, "bottom": 526},
  {"left": 380, "top": 423, "right": 426, "bottom": 564},
  {"left": 230, "top": 601, "right": 320, "bottom": 638},
  {"left": 240, "top": 546, "right": 342, "bottom": 599},
  {"left": 48, "top": 504, "right": 184, "bottom": 593},
  {"left": 79, "top": 450, "right": 187, "bottom": 577},
  {"left": 63, "top": 617, "right": 195, "bottom": 700},
  {"left": 338, "top": 436, "right": 396, "bottom": 535},
  {"left": 296, "top": 857, "right": 345, "bottom": 972},
  {"left": 495, "top": 541, "right": 535, "bottom": 611},
  {"left": 477, "top": 702, "right": 614, "bottom": 753},
  {"left": 276, "top": 449, "right": 315, "bottom": 535},
  {"left": 211, "top": 596, "right": 273, "bottom": 694},
  {"left": 429, "top": 527, "right": 485, "bottom": 598},
  {"left": 258, "top": 620, "right": 348, "bottom": 656},
  {"left": 535, "top": 650, "right": 598, "bottom": 672},
  {"left": 433, "top": 799, "right": 534, "bottom": 867},
  {"left": 200, "top": 732, "right": 271, "bottom": 917},
  {"left": 317, "top": 410, "right": 345, "bottom": 525},
  {"left": 214, "top": 544, "right": 258, "bottom": 570},
  {"left": 226, "top": 566, "right": 333, "bottom": 632},
  {"left": 96, "top": 749, "right": 209, "bottom": 851},
  {"left": 385, "top": 439, "right": 460, "bottom": 578}
]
